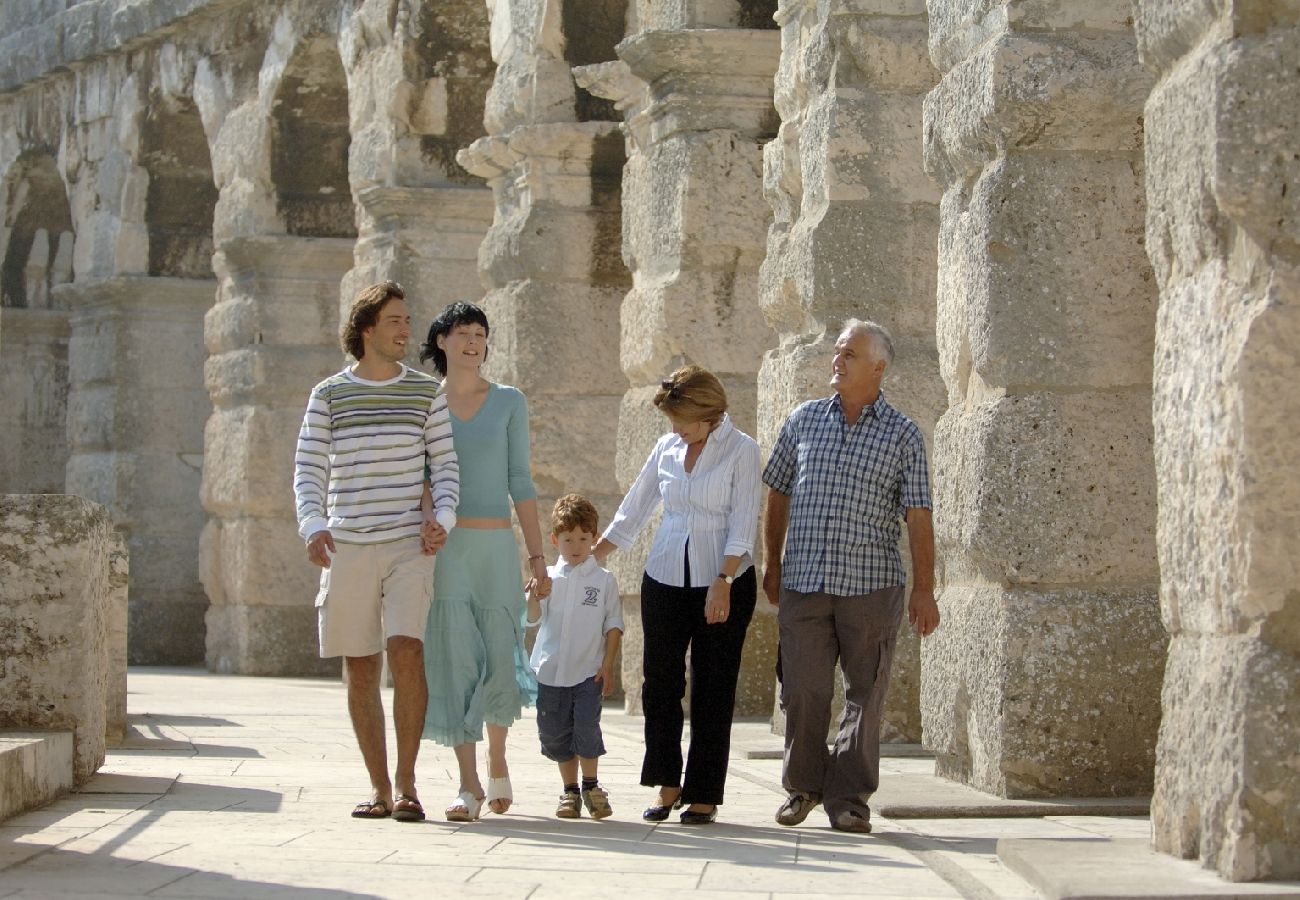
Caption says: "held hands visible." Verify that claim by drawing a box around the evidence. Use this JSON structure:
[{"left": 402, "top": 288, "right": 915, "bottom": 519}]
[
  {"left": 524, "top": 555, "right": 552, "bottom": 599},
  {"left": 306, "top": 531, "right": 335, "bottom": 568},
  {"left": 908, "top": 586, "right": 940, "bottom": 637},
  {"left": 704, "top": 578, "right": 731, "bottom": 625},
  {"left": 420, "top": 515, "right": 448, "bottom": 556}
]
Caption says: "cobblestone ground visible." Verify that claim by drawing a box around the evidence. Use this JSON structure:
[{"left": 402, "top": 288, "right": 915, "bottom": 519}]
[{"left": 0, "top": 669, "right": 1151, "bottom": 899}]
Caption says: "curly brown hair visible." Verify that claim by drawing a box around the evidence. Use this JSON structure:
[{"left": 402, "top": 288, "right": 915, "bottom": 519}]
[
  {"left": 551, "top": 493, "right": 599, "bottom": 537},
  {"left": 341, "top": 281, "right": 405, "bottom": 360},
  {"left": 653, "top": 365, "right": 727, "bottom": 424}
]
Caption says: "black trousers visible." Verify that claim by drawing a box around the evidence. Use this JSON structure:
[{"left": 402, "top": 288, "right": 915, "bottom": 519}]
[{"left": 639, "top": 565, "right": 756, "bottom": 805}]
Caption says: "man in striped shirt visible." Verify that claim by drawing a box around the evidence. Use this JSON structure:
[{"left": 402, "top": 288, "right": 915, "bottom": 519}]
[
  {"left": 293, "top": 281, "right": 459, "bottom": 823},
  {"left": 762, "top": 319, "right": 939, "bottom": 835}
]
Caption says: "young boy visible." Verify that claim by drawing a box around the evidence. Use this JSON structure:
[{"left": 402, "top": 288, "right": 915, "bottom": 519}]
[{"left": 527, "top": 493, "right": 623, "bottom": 819}]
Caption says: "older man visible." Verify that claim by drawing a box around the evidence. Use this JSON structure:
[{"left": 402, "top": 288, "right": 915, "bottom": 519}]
[{"left": 762, "top": 319, "right": 939, "bottom": 834}]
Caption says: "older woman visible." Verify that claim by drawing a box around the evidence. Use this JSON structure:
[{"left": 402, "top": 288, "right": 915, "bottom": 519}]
[
  {"left": 419, "top": 302, "right": 550, "bottom": 822},
  {"left": 593, "top": 365, "right": 761, "bottom": 824}
]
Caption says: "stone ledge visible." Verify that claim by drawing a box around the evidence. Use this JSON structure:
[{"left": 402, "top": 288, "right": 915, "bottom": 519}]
[
  {"left": 876, "top": 772, "right": 1150, "bottom": 820},
  {"left": 0, "top": 731, "right": 74, "bottom": 822},
  {"left": 997, "top": 838, "right": 1300, "bottom": 899}
]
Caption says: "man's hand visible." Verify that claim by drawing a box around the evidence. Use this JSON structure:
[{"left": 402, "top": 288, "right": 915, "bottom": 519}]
[
  {"left": 306, "top": 531, "right": 335, "bottom": 568},
  {"left": 908, "top": 586, "right": 940, "bottom": 637},
  {"left": 762, "top": 565, "right": 782, "bottom": 607},
  {"left": 594, "top": 661, "right": 616, "bottom": 697},
  {"left": 704, "top": 578, "right": 731, "bottom": 625},
  {"left": 420, "top": 517, "right": 447, "bottom": 556}
]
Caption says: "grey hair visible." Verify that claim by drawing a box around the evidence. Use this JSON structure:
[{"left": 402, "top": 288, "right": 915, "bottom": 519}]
[{"left": 841, "top": 318, "right": 895, "bottom": 365}]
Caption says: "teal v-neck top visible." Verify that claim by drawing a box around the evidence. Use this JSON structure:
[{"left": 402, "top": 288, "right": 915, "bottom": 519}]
[{"left": 450, "top": 383, "right": 537, "bottom": 518}]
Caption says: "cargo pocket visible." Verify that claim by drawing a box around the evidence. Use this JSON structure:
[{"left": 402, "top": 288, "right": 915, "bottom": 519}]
[{"left": 315, "top": 570, "right": 331, "bottom": 608}]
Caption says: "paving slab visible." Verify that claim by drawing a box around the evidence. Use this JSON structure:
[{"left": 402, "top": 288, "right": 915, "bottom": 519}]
[
  {"left": 1, "top": 668, "right": 1283, "bottom": 899},
  {"left": 998, "top": 838, "right": 1300, "bottom": 899}
]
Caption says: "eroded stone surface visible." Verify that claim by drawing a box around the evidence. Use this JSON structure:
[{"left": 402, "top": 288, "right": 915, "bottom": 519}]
[{"left": 0, "top": 494, "right": 123, "bottom": 782}]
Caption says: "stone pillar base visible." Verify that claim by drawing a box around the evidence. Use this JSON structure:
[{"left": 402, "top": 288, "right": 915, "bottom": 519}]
[{"left": 204, "top": 604, "right": 339, "bottom": 678}]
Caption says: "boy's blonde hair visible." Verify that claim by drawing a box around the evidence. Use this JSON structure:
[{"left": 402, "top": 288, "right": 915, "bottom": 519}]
[
  {"left": 551, "top": 493, "right": 599, "bottom": 536},
  {"left": 653, "top": 364, "right": 727, "bottom": 425}
]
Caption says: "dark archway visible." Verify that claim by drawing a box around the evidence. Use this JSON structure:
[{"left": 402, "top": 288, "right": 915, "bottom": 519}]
[
  {"left": 1, "top": 153, "right": 73, "bottom": 308},
  {"left": 141, "top": 99, "right": 218, "bottom": 277},
  {"left": 270, "top": 37, "right": 355, "bottom": 238}
]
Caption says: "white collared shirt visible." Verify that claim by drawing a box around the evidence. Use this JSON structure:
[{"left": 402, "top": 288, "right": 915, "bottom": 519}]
[
  {"left": 530, "top": 557, "right": 623, "bottom": 688},
  {"left": 603, "top": 413, "right": 762, "bottom": 588}
]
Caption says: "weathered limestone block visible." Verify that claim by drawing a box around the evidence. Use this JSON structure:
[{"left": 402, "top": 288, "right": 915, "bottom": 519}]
[
  {"left": 921, "top": 0, "right": 1163, "bottom": 797},
  {"left": 202, "top": 235, "right": 351, "bottom": 675},
  {"left": 0, "top": 308, "right": 70, "bottom": 494},
  {"left": 758, "top": 0, "right": 940, "bottom": 742},
  {"left": 0, "top": 495, "right": 124, "bottom": 782},
  {"left": 60, "top": 277, "right": 211, "bottom": 665},
  {"left": 581, "top": 25, "right": 780, "bottom": 716},
  {"left": 1134, "top": 1, "right": 1300, "bottom": 880}
]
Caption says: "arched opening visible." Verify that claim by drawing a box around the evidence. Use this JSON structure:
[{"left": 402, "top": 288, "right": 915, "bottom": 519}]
[
  {"left": 270, "top": 37, "right": 355, "bottom": 238},
  {"left": 561, "top": 0, "right": 627, "bottom": 122},
  {"left": 0, "top": 152, "right": 73, "bottom": 493},
  {"left": 1, "top": 153, "right": 73, "bottom": 309},
  {"left": 141, "top": 99, "right": 218, "bottom": 277}
]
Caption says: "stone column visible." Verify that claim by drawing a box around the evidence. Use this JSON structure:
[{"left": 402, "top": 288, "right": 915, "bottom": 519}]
[
  {"left": 0, "top": 307, "right": 68, "bottom": 493},
  {"left": 345, "top": 186, "right": 492, "bottom": 332},
  {"left": 59, "top": 277, "right": 211, "bottom": 665},
  {"left": 921, "top": 1, "right": 1164, "bottom": 796},
  {"left": 459, "top": 124, "right": 629, "bottom": 524},
  {"left": 759, "top": 0, "right": 941, "bottom": 743},
  {"left": 1134, "top": 2, "right": 1300, "bottom": 881},
  {"left": 201, "top": 235, "right": 352, "bottom": 676},
  {"left": 579, "top": 26, "right": 780, "bottom": 715}
]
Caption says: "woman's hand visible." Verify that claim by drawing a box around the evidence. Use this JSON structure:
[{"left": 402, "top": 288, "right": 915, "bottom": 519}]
[
  {"left": 527, "top": 556, "right": 552, "bottom": 599},
  {"left": 704, "top": 577, "right": 731, "bottom": 625}
]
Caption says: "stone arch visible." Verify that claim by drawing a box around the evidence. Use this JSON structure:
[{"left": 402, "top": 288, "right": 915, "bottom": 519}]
[
  {"left": 270, "top": 36, "right": 355, "bottom": 238},
  {"left": 140, "top": 98, "right": 217, "bottom": 278},
  {"left": 560, "top": 0, "right": 629, "bottom": 121},
  {"left": 1, "top": 152, "right": 74, "bottom": 309}
]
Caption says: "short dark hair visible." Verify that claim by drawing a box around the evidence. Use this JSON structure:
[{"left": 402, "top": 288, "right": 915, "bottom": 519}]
[
  {"left": 551, "top": 493, "right": 599, "bottom": 536},
  {"left": 420, "top": 301, "right": 490, "bottom": 376},
  {"left": 342, "top": 281, "right": 405, "bottom": 360}
]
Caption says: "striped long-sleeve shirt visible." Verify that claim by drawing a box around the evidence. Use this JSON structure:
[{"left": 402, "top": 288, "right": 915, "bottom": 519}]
[{"left": 294, "top": 364, "right": 459, "bottom": 545}]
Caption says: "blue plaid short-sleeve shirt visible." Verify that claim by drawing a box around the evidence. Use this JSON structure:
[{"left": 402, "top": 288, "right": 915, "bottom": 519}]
[{"left": 762, "top": 391, "right": 931, "bottom": 596}]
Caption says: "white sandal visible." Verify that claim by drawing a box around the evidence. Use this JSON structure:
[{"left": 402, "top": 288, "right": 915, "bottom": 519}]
[
  {"left": 445, "top": 789, "right": 484, "bottom": 822},
  {"left": 485, "top": 776, "right": 513, "bottom": 814}
]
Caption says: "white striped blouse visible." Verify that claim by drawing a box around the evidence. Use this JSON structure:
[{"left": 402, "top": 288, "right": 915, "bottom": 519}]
[{"left": 602, "top": 413, "right": 762, "bottom": 589}]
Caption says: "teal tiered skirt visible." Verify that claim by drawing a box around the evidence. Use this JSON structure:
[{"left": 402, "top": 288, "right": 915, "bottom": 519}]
[{"left": 422, "top": 527, "right": 536, "bottom": 747}]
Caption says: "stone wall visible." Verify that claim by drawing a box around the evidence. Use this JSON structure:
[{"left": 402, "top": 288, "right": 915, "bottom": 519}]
[
  {"left": 760, "top": 0, "right": 941, "bottom": 742},
  {"left": 1134, "top": 0, "right": 1300, "bottom": 881},
  {"left": 0, "top": 494, "right": 125, "bottom": 782},
  {"left": 920, "top": 0, "right": 1165, "bottom": 797}
]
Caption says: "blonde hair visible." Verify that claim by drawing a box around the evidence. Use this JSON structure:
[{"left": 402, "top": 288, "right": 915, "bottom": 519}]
[
  {"left": 653, "top": 365, "right": 727, "bottom": 424},
  {"left": 551, "top": 493, "right": 599, "bottom": 536}
]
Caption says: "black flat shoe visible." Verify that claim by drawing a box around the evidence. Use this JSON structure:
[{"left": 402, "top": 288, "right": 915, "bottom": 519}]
[
  {"left": 679, "top": 806, "right": 717, "bottom": 825},
  {"left": 642, "top": 793, "right": 684, "bottom": 822}
]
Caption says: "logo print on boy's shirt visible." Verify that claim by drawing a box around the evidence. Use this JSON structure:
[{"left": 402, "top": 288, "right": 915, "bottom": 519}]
[{"left": 583, "top": 587, "right": 600, "bottom": 607}]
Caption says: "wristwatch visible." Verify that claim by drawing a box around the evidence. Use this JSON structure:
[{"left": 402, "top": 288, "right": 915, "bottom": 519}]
[{"left": 717, "top": 572, "right": 734, "bottom": 585}]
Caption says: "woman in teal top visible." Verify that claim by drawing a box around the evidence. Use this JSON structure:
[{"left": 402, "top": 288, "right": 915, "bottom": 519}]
[{"left": 419, "top": 302, "right": 551, "bottom": 822}]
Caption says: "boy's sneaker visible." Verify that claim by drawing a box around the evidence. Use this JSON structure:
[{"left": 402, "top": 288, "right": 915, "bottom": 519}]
[
  {"left": 556, "top": 790, "right": 582, "bottom": 818},
  {"left": 582, "top": 785, "right": 612, "bottom": 819}
]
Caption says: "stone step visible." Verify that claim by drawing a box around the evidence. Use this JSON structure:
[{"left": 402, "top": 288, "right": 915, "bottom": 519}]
[{"left": 0, "top": 731, "right": 74, "bottom": 822}]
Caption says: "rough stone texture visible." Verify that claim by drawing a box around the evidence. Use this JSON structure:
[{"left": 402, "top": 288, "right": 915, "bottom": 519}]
[
  {"left": 0, "top": 308, "right": 70, "bottom": 494},
  {"left": 60, "top": 277, "right": 210, "bottom": 666},
  {"left": 759, "top": 0, "right": 942, "bottom": 743},
  {"left": 202, "top": 236, "right": 351, "bottom": 676},
  {"left": 0, "top": 494, "right": 121, "bottom": 782},
  {"left": 1134, "top": 0, "right": 1300, "bottom": 881},
  {"left": 580, "top": 25, "right": 781, "bottom": 716},
  {"left": 921, "top": 1, "right": 1164, "bottom": 798}
]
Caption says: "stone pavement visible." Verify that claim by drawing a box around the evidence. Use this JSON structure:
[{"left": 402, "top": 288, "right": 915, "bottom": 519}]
[{"left": 0, "top": 669, "right": 1272, "bottom": 899}]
